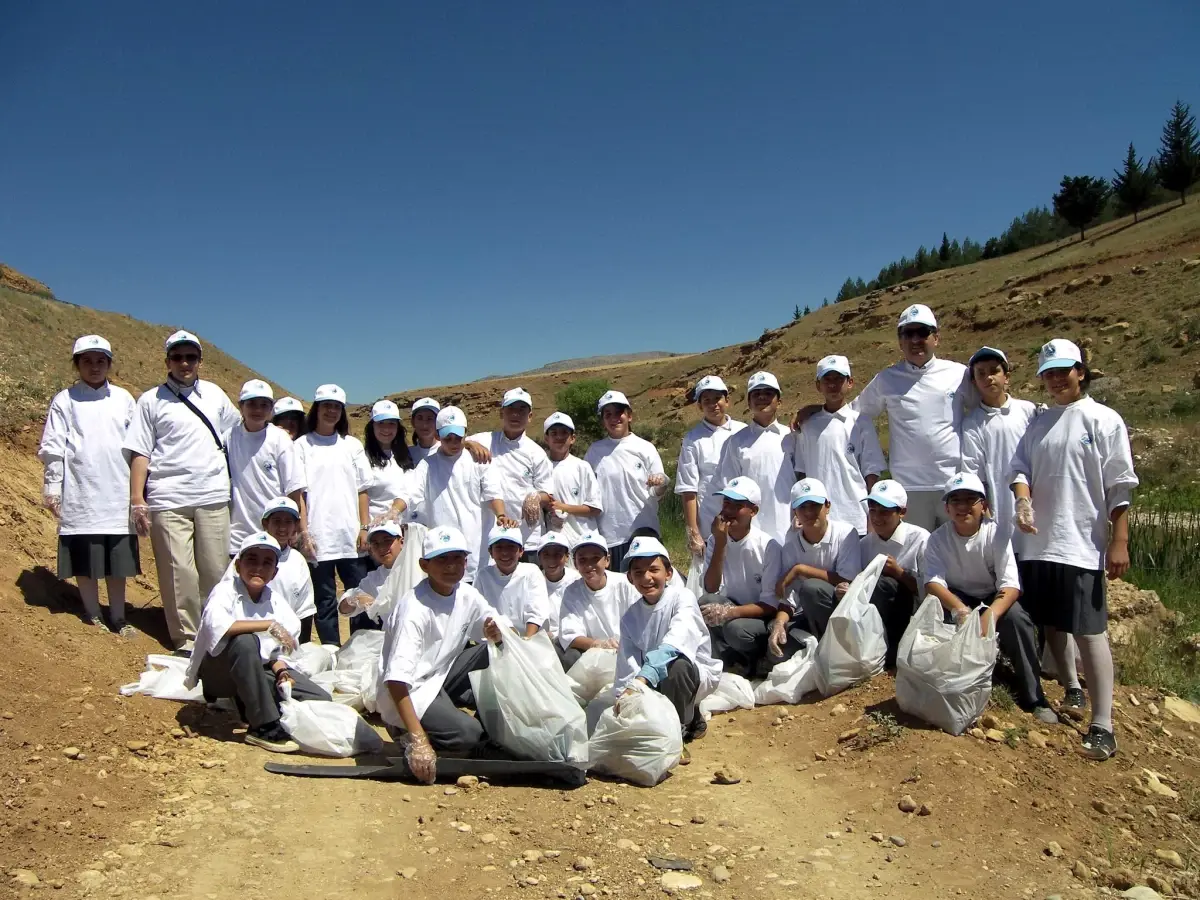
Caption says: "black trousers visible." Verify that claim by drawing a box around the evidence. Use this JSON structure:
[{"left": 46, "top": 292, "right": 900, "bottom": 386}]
[
  {"left": 198, "top": 633, "right": 330, "bottom": 729},
  {"left": 948, "top": 589, "right": 1046, "bottom": 709},
  {"left": 415, "top": 643, "right": 492, "bottom": 754},
  {"left": 869, "top": 576, "right": 917, "bottom": 669},
  {"left": 311, "top": 557, "right": 366, "bottom": 646},
  {"left": 655, "top": 656, "right": 702, "bottom": 729}
]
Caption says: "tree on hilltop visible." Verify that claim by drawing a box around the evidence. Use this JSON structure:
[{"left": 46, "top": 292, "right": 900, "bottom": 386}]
[
  {"left": 938, "top": 232, "right": 951, "bottom": 262},
  {"left": 1158, "top": 100, "right": 1200, "bottom": 204},
  {"left": 1052, "top": 175, "right": 1109, "bottom": 239},
  {"left": 554, "top": 378, "right": 609, "bottom": 449},
  {"left": 1112, "top": 143, "right": 1157, "bottom": 222}
]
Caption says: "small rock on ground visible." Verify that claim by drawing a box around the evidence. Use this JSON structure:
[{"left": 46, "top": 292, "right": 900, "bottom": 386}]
[
  {"left": 712, "top": 766, "right": 743, "bottom": 785},
  {"left": 660, "top": 872, "right": 703, "bottom": 893},
  {"left": 710, "top": 865, "right": 730, "bottom": 884},
  {"left": 888, "top": 836, "right": 906, "bottom": 847},
  {"left": 1153, "top": 848, "right": 1183, "bottom": 869},
  {"left": 897, "top": 795, "right": 917, "bottom": 813}
]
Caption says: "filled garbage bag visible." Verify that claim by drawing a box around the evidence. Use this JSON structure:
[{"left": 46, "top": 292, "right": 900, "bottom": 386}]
[
  {"left": 815, "top": 554, "right": 887, "bottom": 697},
  {"left": 587, "top": 682, "right": 683, "bottom": 786},
  {"left": 752, "top": 630, "right": 819, "bottom": 705},
  {"left": 565, "top": 647, "right": 618, "bottom": 705}
]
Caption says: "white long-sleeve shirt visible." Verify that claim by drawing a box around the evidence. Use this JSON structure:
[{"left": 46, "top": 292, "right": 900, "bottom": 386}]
[
  {"left": 473, "top": 561, "right": 552, "bottom": 630},
  {"left": 219, "top": 545, "right": 315, "bottom": 619},
  {"left": 1008, "top": 396, "right": 1138, "bottom": 570},
  {"left": 337, "top": 561, "right": 395, "bottom": 622},
  {"left": 557, "top": 571, "right": 642, "bottom": 650},
  {"left": 859, "top": 521, "right": 930, "bottom": 589},
  {"left": 467, "top": 430, "right": 555, "bottom": 552},
  {"left": 924, "top": 519, "right": 1020, "bottom": 599},
  {"left": 675, "top": 417, "right": 746, "bottom": 540},
  {"left": 364, "top": 454, "right": 412, "bottom": 523},
  {"left": 544, "top": 568, "right": 581, "bottom": 641},
  {"left": 548, "top": 454, "right": 603, "bottom": 545},
  {"left": 39, "top": 381, "right": 136, "bottom": 535},
  {"left": 853, "top": 357, "right": 969, "bottom": 491},
  {"left": 295, "top": 433, "right": 371, "bottom": 562},
  {"left": 400, "top": 450, "right": 502, "bottom": 580},
  {"left": 777, "top": 519, "right": 863, "bottom": 603},
  {"left": 959, "top": 397, "right": 1037, "bottom": 550},
  {"left": 185, "top": 579, "right": 300, "bottom": 689},
  {"left": 794, "top": 406, "right": 886, "bottom": 534},
  {"left": 225, "top": 423, "right": 306, "bottom": 553},
  {"left": 702, "top": 526, "right": 782, "bottom": 607},
  {"left": 714, "top": 420, "right": 797, "bottom": 543},
  {"left": 614, "top": 584, "right": 721, "bottom": 700},
  {"left": 584, "top": 434, "right": 666, "bottom": 547}
]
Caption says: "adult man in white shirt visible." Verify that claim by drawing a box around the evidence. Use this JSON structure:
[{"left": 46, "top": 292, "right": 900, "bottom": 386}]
[
  {"left": 676, "top": 375, "right": 745, "bottom": 559},
  {"left": 124, "top": 331, "right": 241, "bottom": 654}
]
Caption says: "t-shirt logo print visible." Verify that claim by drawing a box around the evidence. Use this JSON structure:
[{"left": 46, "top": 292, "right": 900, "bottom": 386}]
[
  {"left": 634, "top": 462, "right": 644, "bottom": 472},
  {"left": 1080, "top": 432, "right": 1094, "bottom": 447},
  {"left": 262, "top": 460, "right": 276, "bottom": 473}
]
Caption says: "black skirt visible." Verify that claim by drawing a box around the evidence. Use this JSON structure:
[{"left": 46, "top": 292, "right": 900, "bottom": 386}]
[
  {"left": 57, "top": 534, "right": 141, "bottom": 580},
  {"left": 1017, "top": 560, "right": 1106, "bottom": 635}
]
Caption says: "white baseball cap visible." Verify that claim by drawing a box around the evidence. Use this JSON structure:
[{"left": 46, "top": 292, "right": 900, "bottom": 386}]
[
  {"left": 314, "top": 384, "right": 347, "bottom": 405},
  {"left": 411, "top": 397, "right": 441, "bottom": 415},
  {"left": 239, "top": 379, "right": 274, "bottom": 403},
  {"left": 422, "top": 525, "right": 469, "bottom": 559},
  {"left": 897, "top": 304, "right": 938, "bottom": 330},
  {"left": 165, "top": 330, "right": 202, "bottom": 353},
  {"left": 816, "top": 355, "right": 851, "bottom": 379},
  {"left": 538, "top": 532, "right": 571, "bottom": 554},
  {"left": 273, "top": 397, "right": 304, "bottom": 416},
  {"left": 371, "top": 400, "right": 401, "bottom": 422},
  {"left": 260, "top": 496, "right": 300, "bottom": 523},
  {"left": 544, "top": 411, "right": 575, "bottom": 433},
  {"left": 236, "top": 531, "right": 282, "bottom": 560},
  {"left": 790, "top": 477, "right": 829, "bottom": 507},
  {"left": 367, "top": 521, "right": 404, "bottom": 539},
  {"left": 571, "top": 531, "right": 609, "bottom": 557},
  {"left": 866, "top": 479, "right": 907, "bottom": 509},
  {"left": 597, "top": 390, "right": 631, "bottom": 413},
  {"left": 746, "top": 371, "right": 782, "bottom": 395},
  {"left": 436, "top": 406, "right": 467, "bottom": 438},
  {"left": 1036, "top": 338, "right": 1083, "bottom": 375},
  {"left": 502, "top": 387, "right": 533, "bottom": 409},
  {"left": 487, "top": 524, "right": 524, "bottom": 548},
  {"left": 715, "top": 476, "right": 762, "bottom": 507},
  {"left": 626, "top": 535, "right": 671, "bottom": 563},
  {"left": 72, "top": 335, "right": 112, "bottom": 358},
  {"left": 694, "top": 374, "right": 729, "bottom": 396},
  {"left": 968, "top": 346, "right": 1009, "bottom": 369},
  {"left": 942, "top": 472, "right": 987, "bottom": 499}
]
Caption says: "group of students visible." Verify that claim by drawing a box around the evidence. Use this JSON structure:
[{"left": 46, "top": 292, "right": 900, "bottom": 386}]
[{"left": 38, "top": 300, "right": 1137, "bottom": 765}]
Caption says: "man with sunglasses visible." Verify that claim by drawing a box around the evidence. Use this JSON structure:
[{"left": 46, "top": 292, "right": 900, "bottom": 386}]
[{"left": 124, "top": 330, "right": 240, "bottom": 655}]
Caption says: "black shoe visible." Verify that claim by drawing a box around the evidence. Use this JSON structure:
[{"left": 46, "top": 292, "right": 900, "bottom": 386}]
[
  {"left": 245, "top": 723, "right": 299, "bottom": 753},
  {"left": 684, "top": 717, "right": 708, "bottom": 743},
  {"left": 1080, "top": 725, "right": 1117, "bottom": 761},
  {"left": 1061, "top": 688, "right": 1087, "bottom": 720}
]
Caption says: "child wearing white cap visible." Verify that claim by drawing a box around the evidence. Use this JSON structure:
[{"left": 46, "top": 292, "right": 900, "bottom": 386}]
[
  {"left": 378, "top": 526, "right": 512, "bottom": 780},
  {"left": 271, "top": 397, "right": 306, "bottom": 440},
  {"left": 924, "top": 472, "right": 1054, "bottom": 724},
  {"left": 859, "top": 480, "right": 930, "bottom": 667},
  {"left": 584, "top": 391, "right": 669, "bottom": 571},
  {"left": 1009, "top": 338, "right": 1138, "bottom": 760},
  {"left": 473, "top": 525, "right": 553, "bottom": 639},
  {"left": 226, "top": 379, "right": 308, "bottom": 556},
  {"left": 772, "top": 478, "right": 862, "bottom": 645},
  {"left": 294, "top": 384, "right": 372, "bottom": 646},
  {"left": 362, "top": 400, "right": 415, "bottom": 527},
  {"left": 407, "top": 398, "right": 443, "bottom": 465},
  {"left": 543, "top": 412, "right": 603, "bottom": 545},
  {"left": 714, "top": 371, "right": 797, "bottom": 544},
  {"left": 389, "top": 407, "right": 515, "bottom": 582},
  {"left": 337, "top": 522, "right": 406, "bottom": 625},
  {"left": 695, "top": 477, "right": 783, "bottom": 675},
  {"left": 676, "top": 375, "right": 746, "bottom": 556},
  {"left": 557, "top": 532, "right": 642, "bottom": 670},
  {"left": 186, "top": 532, "right": 332, "bottom": 754},
  {"left": 39, "top": 335, "right": 140, "bottom": 635},
  {"left": 617, "top": 536, "right": 722, "bottom": 748},
  {"left": 467, "top": 388, "right": 555, "bottom": 560},
  {"left": 793, "top": 356, "right": 885, "bottom": 535},
  {"left": 537, "top": 532, "right": 581, "bottom": 646}
]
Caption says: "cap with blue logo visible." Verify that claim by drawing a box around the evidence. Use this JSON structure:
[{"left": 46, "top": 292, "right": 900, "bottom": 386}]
[
  {"left": 368, "top": 521, "right": 404, "bottom": 539},
  {"left": 422, "top": 526, "right": 469, "bottom": 559},
  {"left": 487, "top": 524, "right": 524, "bottom": 548},
  {"left": 941, "top": 472, "right": 987, "bottom": 499},
  {"left": 626, "top": 535, "right": 671, "bottom": 563},
  {"left": 260, "top": 496, "right": 300, "bottom": 523},
  {"left": 866, "top": 479, "right": 907, "bottom": 509},
  {"left": 1036, "top": 339, "right": 1083, "bottom": 375},
  {"left": 746, "top": 371, "right": 782, "bottom": 395},
  {"left": 411, "top": 397, "right": 441, "bottom": 415},
  {"left": 544, "top": 411, "right": 575, "bottom": 433},
  {"left": 897, "top": 304, "right": 937, "bottom": 330},
  {"left": 816, "top": 355, "right": 851, "bottom": 379},
  {"left": 436, "top": 406, "right": 468, "bottom": 438},
  {"left": 502, "top": 387, "right": 533, "bottom": 409},
  {"left": 968, "top": 346, "right": 1009, "bottom": 369},
  {"left": 538, "top": 532, "right": 571, "bottom": 553},
  {"left": 371, "top": 400, "right": 401, "bottom": 422},
  {"left": 571, "top": 531, "right": 609, "bottom": 557},
  {"left": 694, "top": 375, "right": 729, "bottom": 397},
  {"left": 716, "top": 476, "right": 762, "bottom": 507},
  {"left": 273, "top": 397, "right": 304, "bottom": 417},
  {"left": 165, "top": 330, "right": 203, "bottom": 354},
  {"left": 236, "top": 531, "right": 282, "bottom": 560},
  {"left": 72, "top": 334, "right": 113, "bottom": 358},
  {"left": 239, "top": 379, "right": 275, "bottom": 403},
  {"left": 597, "top": 390, "right": 632, "bottom": 413},
  {"left": 314, "top": 384, "right": 347, "bottom": 405},
  {"left": 790, "top": 477, "right": 829, "bottom": 508}
]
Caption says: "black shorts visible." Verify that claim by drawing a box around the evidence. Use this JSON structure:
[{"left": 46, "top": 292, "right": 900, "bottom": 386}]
[
  {"left": 58, "top": 534, "right": 141, "bottom": 580},
  {"left": 1017, "top": 560, "right": 1106, "bottom": 635}
]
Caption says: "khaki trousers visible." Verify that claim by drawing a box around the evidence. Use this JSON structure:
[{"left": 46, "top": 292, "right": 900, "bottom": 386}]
[
  {"left": 902, "top": 490, "right": 951, "bottom": 534},
  {"left": 149, "top": 503, "right": 230, "bottom": 649}
]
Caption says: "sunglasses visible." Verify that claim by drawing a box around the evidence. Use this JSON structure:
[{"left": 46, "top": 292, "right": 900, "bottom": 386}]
[
  {"left": 899, "top": 327, "right": 933, "bottom": 339},
  {"left": 168, "top": 352, "right": 200, "bottom": 362}
]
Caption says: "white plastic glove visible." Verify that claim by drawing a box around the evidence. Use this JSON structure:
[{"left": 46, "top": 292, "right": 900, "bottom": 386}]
[
  {"left": 131, "top": 505, "right": 151, "bottom": 538},
  {"left": 701, "top": 604, "right": 734, "bottom": 627},
  {"left": 686, "top": 526, "right": 705, "bottom": 556},
  {"left": 42, "top": 493, "right": 62, "bottom": 518},
  {"left": 297, "top": 530, "right": 318, "bottom": 560},
  {"left": 834, "top": 582, "right": 850, "bottom": 599},
  {"left": 267, "top": 621, "right": 297, "bottom": 653},
  {"left": 1015, "top": 497, "right": 1037, "bottom": 534},
  {"left": 646, "top": 473, "right": 668, "bottom": 497},
  {"left": 767, "top": 619, "right": 788, "bottom": 658},
  {"left": 521, "top": 493, "right": 542, "bottom": 525},
  {"left": 597, "top": 637, "right": 620, "bottom": 651},
  {"left": 406, "top": 732, "right": 437, "bottom": 784}
]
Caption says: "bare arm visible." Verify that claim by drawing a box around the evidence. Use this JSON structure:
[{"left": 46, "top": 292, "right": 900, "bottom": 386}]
[{"left": 129, "top": 453, "right": 150, "bottom": 505}]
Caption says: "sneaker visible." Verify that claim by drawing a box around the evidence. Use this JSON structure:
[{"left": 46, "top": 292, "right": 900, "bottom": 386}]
[
  {"left": 1061, "top": 688, "right": 1087, "bottom": 720},
  {"left": 1080, "top": 725, "right": 1117, "bottom": 761},
  {"left": 1031, "top": 705, "right": 1059, "bottom": 725},
  {"left": 112, "top": 621, "right": 137, "bottom": 639},
  {"left": 84, "top": 615, "right": 108, "bottom": 630},
  {"left": 245, "top": 724, "right": 299, "bottom": 754},
  {"left": 684, "top": 717, "right": 708, "bottom": 743}
]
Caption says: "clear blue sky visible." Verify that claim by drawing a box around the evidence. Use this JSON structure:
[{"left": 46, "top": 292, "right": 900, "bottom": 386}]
[{"left": 2, "top": 2, "right": 1195, "bottom": 402}]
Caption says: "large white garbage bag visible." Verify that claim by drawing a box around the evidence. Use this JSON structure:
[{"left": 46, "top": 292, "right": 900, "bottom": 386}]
[
  {"left": 700, "top": 672, "right": 756, "bottom": 716},
  {"left": 895, "top": 595, "right": 998, "bottom": 735},
  {"left": 119, "top": 655, "right": 203, "bottom": 702},
  {"left": 684, "top": 555, "right": 704, "bottom": 598},
  {"left": 587, "top": 681, "right": 683, "bottom": 786},
  {"left": 278, "top": 683, "right": 384, "bottom": 757},
  {"left": 565, "top": 647, "right": 618, "bottom": 705},
  {"left": 333, "top": 629, "right": 386, "bottom": 713},
  {"left": 815, "top": 554, "right": 888, "bottom": 697},
  {"left": 752, "top": 630, "right": 819, "bottom": 705},
  {"left": 291, "top": 643, "right": 334, "bottom": 677}
]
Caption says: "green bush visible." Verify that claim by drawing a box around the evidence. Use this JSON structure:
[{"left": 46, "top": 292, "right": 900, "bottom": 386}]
[{"left": 554, "top": 378, "right": 610, "bottom": 450}]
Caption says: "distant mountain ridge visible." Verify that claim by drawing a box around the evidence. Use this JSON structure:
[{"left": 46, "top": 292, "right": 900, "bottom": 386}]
[{"left": 494, "top": 351, "right": 684, "bottom": 378}]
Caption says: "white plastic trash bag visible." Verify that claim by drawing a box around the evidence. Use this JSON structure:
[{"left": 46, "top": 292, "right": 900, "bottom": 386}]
[
  {"left": 120, "top": 654, "right": 203, "bottom": 702},
  {"left": 895, "top": 595, "right": 999, "bottom": 735},
  {"left": 311, "top": 669, "right": 367, "bottom": 711},
  {"left": 334, "top": 629, "right": 384, "bottom": 713},
  {"left": 278, "top": 683, "right": 384, "bottom": 757},
  {"left": 684, "top": 554, "right": 704, "bottom": 598},
  {"left": 815, "top": 554, "right": 888, "bottom": 697},
  {"left": 585, "top": 688, "right": 616, "bottom": 736},
  {"left": 700, "top": 672, "right": 756, "bottom": 716},
  {"left": 291, "top": 643, "right": 334, "bottom": 677},
  {"left": 752, "top": 630, "right": 819, "bottom": 705},
  {"left": 472, "top": 632, "right": 589, "bottom": 766},
  {"left": 566, "top": 647, "right": 618, "bottom": 705},
  {"left": 588, "top": 681, "right": 683, "bottom": 786},
  {"left": 391, "top": 522, "right": 427, "bottom": 596}
]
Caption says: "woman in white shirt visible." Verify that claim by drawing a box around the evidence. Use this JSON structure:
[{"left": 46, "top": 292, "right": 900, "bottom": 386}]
[
  {"left": 363, "top": 400, "right": 415, "bottom": 526},
  {"left": 295, "top": 384, "right": 371, "bottom": 646},
  {"left": 38, "top": 335, "right": 139, "bottom": 635}
]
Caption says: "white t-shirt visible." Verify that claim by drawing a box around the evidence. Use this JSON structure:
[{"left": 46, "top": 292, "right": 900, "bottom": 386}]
[
  {"left": 794, "top": 406, "right": 886, "bottom": 535},
  {"left": 338, "top": 561, "right": 395, "bottom": 622},
  {"left": 614, "top": 584, "right": 721, "bottom": 700},
  {"left": 859, "top": 520, "right": 930, "bottom": 589},
  {"left": 702, "top": 526, "right": 782, "bottom": 607},
  {"left": 584, "top": 434, "right": 666, "bottom": 547},
  {"left": 467, "top": 430, "right": 555, "bottom": 551},
  {"left": 960, "top": 397, "right": 1037, "bottom": 550},
  {"left": 547, "top": 454, "right": 603, "bottom": 545},
  {"left": 185, "top": 578, "right": 300, "bottom": 689},
  {"left": 714, "top": 420, "right": 797, "bottom": 543},
  {"left": 924, "top": 519, "right": 1020, "bottom": 600},
  {"left": 473, "top": 561, "right": 553, "bottom": 629},
  {"left": 122, "top": 380, "right": 240, "bottom": 511},
  {"left": 777, "top": 519, "right": 863, "bottom": 601},
  {"left": 853, "top": 357, "right": 970, "bottom": 491},
  {"left": 219, "top": 546, "right": 315, "bottom": 620},
  {"left": 225, "top": 423, "right": 306, "bottom": 553},
  {"left": 364, "top": 454, "right": 412, "bottom": 523},
  {"left": 675, "top": 417, "right": 746, "bottom": 540},
  {"left": 558, "top": 571, "right": 642, "bottom": 650},
  {"left": 400, "top": 450, "right": 502, "bottom": 581},
  {"left": 544, "top": 568, "right": 582, "bottom": 641},
  {"left": 377, "top": 580, "right": 509, "bottom": 723},
  {"left": 295, "top": 433, "right": 371, "bottom": 562},
  {"left": 39, "top": 382, "right": 136, "bottom": 535},
  {"left": 409, "top": 442, "right": 440, "bottom": 466},
  {"left": 1008, "top": 396, "right": 1138, "bottom": 570}
]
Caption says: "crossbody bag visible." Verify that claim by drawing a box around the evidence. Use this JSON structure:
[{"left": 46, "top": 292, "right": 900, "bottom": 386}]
[{"left": 163, "top": 381, "right": 230, "bottom": 475}]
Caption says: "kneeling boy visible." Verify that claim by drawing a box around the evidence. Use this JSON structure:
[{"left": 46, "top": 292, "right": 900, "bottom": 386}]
[
  {"left": 474, "top": 525, "right": 553, "bottom": 638},
  {"left": 337, "top": 522, "right": 405, "bottom": 626},
  {"left": 860, "top": 480, "right": 930, "bottom": 667},
  {"left": 558, "top": 531, "right": 642, "bottom": 670}
]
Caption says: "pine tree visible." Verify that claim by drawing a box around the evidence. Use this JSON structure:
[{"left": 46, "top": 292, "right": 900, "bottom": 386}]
[
  {"left": 1052, "top": 175, "right": 1109, "bottom": 239},
  {"left": 836, "top": 277, "right": 857, "bottom": 302},
  {"left": 1112, "top": 142, "right": 1157, "bottom": 222},
  {"left": 793, "top": 304, "right": 802, "bottom": 321},
  {"left": 822, "top": 297, "right": 829, "bottom": 307},
  {"left": 1158, "top": 100, "right": 1200, "bottom": 204},
  {"left": 803, "top": 305, "right": 812, "bottom": 316},
  {"left": 938, "top": 232, "right": 951, "bottom": 262}
]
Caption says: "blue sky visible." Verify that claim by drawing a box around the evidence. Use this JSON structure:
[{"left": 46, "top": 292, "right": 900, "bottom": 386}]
[{"left": 2, "top": 2, "right": 1195, "bottom": 402}]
